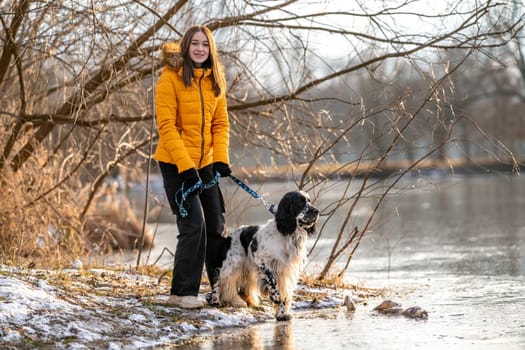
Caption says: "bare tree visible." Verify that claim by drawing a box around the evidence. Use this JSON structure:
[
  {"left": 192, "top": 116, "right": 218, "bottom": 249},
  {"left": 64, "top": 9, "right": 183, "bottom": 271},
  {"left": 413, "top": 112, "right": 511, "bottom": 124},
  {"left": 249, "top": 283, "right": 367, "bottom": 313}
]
[{"left": 0, "top": 0, "right": 522, "bottom": 272}]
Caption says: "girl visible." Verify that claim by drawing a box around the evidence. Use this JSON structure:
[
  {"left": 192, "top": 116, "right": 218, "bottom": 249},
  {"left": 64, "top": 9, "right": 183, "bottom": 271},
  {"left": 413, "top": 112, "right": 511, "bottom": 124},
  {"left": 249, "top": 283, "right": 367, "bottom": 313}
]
[{"left": 154, "top": 25, "right": 231, "bottom": 309}]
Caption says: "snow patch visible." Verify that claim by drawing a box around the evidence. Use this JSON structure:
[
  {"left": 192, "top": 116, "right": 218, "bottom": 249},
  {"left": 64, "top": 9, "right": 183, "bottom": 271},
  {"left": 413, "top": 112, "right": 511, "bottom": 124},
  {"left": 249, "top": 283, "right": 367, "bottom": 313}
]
[{"left": 0, "top": 265, "right": 354, "bottom": 348}]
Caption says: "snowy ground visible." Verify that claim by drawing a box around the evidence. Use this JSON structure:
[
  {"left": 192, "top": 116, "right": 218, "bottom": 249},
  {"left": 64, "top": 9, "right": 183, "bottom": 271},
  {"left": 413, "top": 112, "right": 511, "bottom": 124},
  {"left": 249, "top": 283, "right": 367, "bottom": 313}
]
[{"left": 0, "top": 265, "right": 372, "bottom": 349}]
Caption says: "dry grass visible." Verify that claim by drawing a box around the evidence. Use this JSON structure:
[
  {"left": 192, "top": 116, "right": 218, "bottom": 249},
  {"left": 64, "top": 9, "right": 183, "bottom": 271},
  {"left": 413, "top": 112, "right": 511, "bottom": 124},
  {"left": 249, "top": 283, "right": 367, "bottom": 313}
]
[
  {"left": 300, "top": 270, "right": 384, "bottom": 300},
  {"left": 0, "top": 162, "right": 83, "bottom": 266},
  {"left": 0, "top": 154, "right": 153, "bottom": 268},
  {"left": 1, "top": 264, "right": 380, "bottom": 311}
]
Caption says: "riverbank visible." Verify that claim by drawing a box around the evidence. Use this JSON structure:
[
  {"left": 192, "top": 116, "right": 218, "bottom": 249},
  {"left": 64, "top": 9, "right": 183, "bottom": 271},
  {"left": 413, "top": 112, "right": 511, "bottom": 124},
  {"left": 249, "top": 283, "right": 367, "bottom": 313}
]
[
  {"left": 3, "top": 176, "right": 524, "bottom": 349},
  {"left": 230, "top": 157, "right": 523, "bottom": 182},
  {"left": 0, "top": 265, "right": 382, "bottom": 349}
]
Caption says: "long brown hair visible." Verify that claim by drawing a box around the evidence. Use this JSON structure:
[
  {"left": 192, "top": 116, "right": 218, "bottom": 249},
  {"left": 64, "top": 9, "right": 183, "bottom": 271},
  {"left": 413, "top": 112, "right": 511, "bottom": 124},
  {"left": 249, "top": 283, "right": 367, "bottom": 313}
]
[{"left": 179, "top": 25, "right": 225, "bottom": 97}]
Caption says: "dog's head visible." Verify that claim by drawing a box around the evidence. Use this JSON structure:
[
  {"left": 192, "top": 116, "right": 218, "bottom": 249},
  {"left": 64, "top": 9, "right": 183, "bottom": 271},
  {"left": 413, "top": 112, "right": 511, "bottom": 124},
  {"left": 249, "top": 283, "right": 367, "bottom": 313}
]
[{"left": 275, "top": 191, "right": 319, "bottom": 235}]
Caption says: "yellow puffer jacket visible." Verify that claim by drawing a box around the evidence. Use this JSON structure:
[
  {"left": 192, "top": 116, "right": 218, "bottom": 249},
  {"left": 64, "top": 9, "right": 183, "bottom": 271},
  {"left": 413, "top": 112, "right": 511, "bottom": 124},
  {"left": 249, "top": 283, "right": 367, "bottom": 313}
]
[{"left": 153, "top": 43, "right": 229, "bottom": 173}]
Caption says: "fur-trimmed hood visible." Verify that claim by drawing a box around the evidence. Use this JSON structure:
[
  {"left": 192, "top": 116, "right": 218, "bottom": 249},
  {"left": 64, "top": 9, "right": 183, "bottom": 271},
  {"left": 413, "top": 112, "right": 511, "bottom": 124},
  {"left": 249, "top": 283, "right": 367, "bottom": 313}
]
[
  {"left": 160, "top": 42, "right": 183, "bottom": 69},
  {"left": 153, "top": 42, "right": 230, "bottom": 173}
]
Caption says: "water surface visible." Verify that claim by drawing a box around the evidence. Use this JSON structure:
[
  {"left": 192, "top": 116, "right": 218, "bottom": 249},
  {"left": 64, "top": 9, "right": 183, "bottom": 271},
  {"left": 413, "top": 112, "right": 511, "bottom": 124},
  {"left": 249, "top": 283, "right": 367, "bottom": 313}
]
[{"left": 142, "top": 174, "right": 525, "bottom": 349}]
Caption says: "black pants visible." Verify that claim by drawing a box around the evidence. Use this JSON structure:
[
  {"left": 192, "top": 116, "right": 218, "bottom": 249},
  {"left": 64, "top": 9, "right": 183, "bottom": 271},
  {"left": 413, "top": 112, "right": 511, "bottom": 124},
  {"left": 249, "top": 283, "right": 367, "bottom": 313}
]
[{"left": 158, "top": 161, "right": 230, "bottom": 296}]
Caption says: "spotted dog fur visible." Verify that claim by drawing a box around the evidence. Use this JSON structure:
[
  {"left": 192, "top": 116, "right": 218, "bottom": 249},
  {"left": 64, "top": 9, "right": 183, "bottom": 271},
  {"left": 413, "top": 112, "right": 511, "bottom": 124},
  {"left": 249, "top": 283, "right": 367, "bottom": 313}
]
[{"left": 209, "top": 191, "right": 319, "bottom": 321}]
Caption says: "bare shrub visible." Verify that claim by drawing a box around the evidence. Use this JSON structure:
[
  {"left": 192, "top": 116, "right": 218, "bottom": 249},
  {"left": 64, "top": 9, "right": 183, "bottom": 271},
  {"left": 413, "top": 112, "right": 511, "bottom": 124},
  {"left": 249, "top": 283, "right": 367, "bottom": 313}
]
[
  {"left": 0, "top": 156, "right": 84, "bottom": 265},
  {"left": 0, "top": 147, "right": 152, "bottom": 266},
  {"left": 83, "top": 184, "right": 154, "bottom": 254}
]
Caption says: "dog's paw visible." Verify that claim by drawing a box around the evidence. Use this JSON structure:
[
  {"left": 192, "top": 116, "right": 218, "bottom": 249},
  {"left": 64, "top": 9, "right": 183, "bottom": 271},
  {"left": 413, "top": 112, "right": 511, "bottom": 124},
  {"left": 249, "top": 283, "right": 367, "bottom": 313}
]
[
  {"left": 228, "top": 296, "right": 247, "bottom": 308},
  {"left": 251, "top": 305, "right": 265, "bottom": 312},
  {"left": 205, "top": 292, "right": 221, "bottom": 307},
  {"left": 276, "top": 312, "right": 292, "bottom": 321}
]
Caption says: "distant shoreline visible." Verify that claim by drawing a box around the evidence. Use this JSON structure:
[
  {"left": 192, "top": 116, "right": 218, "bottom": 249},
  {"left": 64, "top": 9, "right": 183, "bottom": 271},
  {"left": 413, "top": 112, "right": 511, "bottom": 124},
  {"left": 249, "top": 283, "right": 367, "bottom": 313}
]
[{"left": 228, "top": 157, "right": 524, "bottom": 183}]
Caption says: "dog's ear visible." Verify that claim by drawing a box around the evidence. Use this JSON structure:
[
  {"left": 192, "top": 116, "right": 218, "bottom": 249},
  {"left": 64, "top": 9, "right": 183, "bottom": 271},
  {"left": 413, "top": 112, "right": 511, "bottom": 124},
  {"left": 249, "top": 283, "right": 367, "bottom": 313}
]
[
  {"left": 275, "top": 192, "right": 300, "bottom": 235},
  {"left": 275, "top": 205, "right": 296, "bottom": 235}
]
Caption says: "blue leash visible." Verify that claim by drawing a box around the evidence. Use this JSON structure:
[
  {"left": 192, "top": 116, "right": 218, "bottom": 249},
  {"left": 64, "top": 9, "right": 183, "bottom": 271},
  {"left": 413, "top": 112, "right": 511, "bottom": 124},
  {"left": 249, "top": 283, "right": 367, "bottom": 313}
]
[
  {"left": 176, "top": 172, "right": 277, "bottom": 218},
  {"left": 228, "top": 174, "right": 277, "bottom": 215},
  {"left": 176, "top": 171, "right": 221, "bottom": 218}
]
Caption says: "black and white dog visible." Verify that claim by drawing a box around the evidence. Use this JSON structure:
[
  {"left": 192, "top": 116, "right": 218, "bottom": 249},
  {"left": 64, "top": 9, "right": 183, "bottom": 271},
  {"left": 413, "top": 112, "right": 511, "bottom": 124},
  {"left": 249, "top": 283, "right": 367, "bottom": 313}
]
[{"left": 209, "top": 191, "right": 319, "bottom": 321}]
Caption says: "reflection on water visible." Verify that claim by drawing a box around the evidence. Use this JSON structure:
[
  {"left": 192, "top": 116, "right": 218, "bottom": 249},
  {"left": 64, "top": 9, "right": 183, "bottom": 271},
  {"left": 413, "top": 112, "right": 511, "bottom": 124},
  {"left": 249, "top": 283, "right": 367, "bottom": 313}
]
[
  {"left": 156, "top": 174, "right": 525, "bottom": 349},
  {"left": 199, "top": 322, "right": 296, "bottom": 350}
]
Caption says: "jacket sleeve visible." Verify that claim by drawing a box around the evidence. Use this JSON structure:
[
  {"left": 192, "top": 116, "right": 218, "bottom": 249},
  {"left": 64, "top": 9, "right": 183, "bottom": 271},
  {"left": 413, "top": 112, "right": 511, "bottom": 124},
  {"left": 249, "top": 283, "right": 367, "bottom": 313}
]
[
  {"left": 155, "top": 69, "right": 195, "bottom": 172},
  {"left": 211, "top": 93, "right": 230, "bottom": 165}
]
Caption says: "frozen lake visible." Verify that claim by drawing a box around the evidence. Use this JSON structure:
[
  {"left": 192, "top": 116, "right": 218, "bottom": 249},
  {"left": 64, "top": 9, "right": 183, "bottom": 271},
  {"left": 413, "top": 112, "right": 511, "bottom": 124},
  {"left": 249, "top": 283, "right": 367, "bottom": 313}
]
[{"left": 131, "top": 173, "right": 525, "bottom": 349}]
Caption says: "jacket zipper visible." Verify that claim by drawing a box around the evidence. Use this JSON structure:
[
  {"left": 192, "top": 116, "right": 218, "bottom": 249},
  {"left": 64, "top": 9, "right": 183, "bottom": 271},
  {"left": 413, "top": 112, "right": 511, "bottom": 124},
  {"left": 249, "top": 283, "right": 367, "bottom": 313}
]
[{"left": 197, "top": 70, "right": 206, "bottom": 169}]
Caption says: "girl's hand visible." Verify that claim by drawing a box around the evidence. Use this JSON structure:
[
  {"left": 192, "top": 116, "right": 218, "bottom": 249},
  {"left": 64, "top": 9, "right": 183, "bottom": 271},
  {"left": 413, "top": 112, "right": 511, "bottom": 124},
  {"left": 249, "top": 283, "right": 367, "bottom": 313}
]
[{"left": 213, "top": 162, "right": 231, "bottom": 177}]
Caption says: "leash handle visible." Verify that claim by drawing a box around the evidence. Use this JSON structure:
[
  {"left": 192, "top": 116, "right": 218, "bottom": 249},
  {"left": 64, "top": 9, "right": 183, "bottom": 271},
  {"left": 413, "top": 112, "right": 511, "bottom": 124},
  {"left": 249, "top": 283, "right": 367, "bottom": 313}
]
[
  {"left": 202, "top": 171, "right": 221, "bottom": 190},
  {"left": 176, "top": 171, "right": 221, "bottom": 218},
  {"left": 229, "top": 174, "right": 277, "bottom": 215}
]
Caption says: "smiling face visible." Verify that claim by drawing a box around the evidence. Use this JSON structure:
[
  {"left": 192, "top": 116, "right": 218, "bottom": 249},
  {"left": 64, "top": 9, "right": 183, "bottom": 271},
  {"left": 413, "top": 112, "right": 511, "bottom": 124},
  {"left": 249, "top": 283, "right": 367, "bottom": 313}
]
[{"left": 188, "top": 31, "right": 210, "bottom": 68}]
